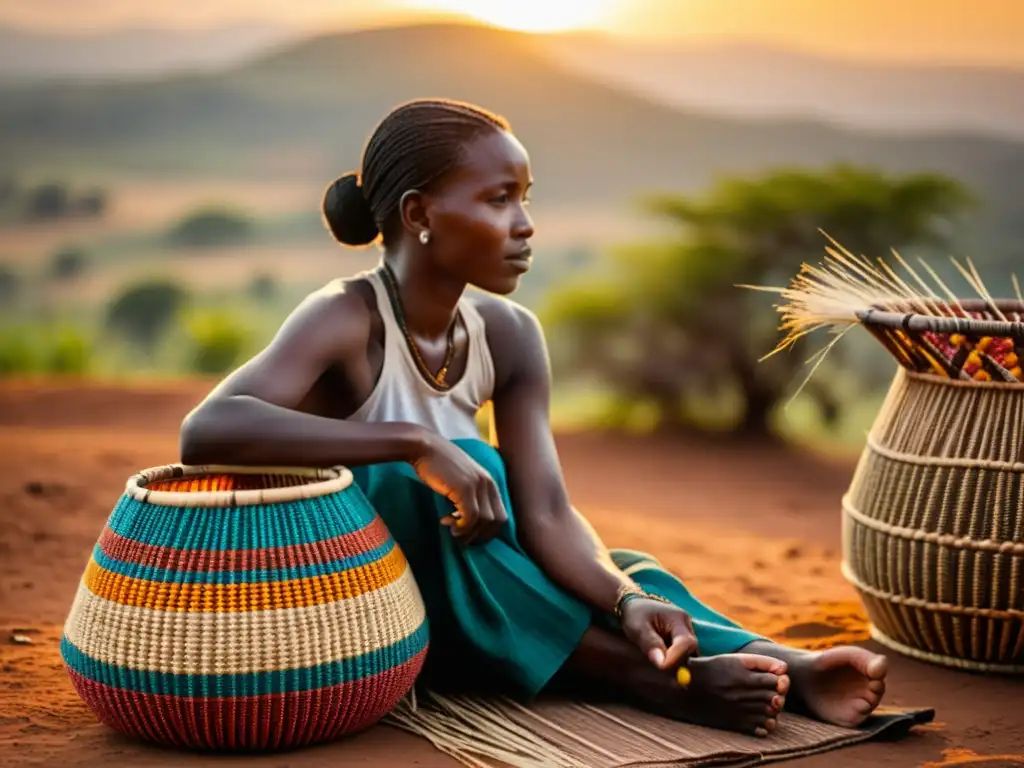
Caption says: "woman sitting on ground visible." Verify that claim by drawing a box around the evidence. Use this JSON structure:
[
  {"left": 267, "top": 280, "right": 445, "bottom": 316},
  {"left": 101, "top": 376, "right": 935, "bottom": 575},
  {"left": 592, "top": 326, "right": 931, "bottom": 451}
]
[{"left": 179, "top": 98, "right": 888, "bottom": 738}]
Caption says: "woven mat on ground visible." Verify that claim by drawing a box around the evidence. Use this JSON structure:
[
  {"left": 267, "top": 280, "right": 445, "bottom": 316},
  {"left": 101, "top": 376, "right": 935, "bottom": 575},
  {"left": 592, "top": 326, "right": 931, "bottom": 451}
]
[{"left": 384, "top": 691, "right": 934, "bottom": 768}]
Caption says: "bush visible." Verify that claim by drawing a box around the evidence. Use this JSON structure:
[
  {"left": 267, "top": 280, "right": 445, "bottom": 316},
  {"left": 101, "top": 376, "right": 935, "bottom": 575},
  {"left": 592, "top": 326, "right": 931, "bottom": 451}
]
[
  {"left": 13, "top": 182, "right": 109, "bottom": 221},
  {"left": 0, "top": 178, "right": 16, "bottom": 205},
  {"left": 0, "top": 265, "right": 20, "bottom": 304},
  {"left": 166, "top": 206, "right": 255, "bottom": 248},
  {"left": 0, "top": 324, "right": 92, "bottom": 375},
  {"left": 0, "top": 327, "right": 37, "bottom": 374},
  {"left": 248, "top": 272, "right": 278, "bottom": 302},
  {"left": 50, "top": 247, "right": 88, "bottom": 280},
  {"left": 45, "top": 325, "right": 92, "bottom": 373},
  {"left": 26, "top": 183, "right": 71, "bottom": 219},
  {"left": 184, "top": 309, "right": 251, "bottom": 374},
  {"left": 77, "top": 188, "right": 108, "bottom": 217},
  {"left": 105, "top": 279, "right": 189, "bottom": 350}
]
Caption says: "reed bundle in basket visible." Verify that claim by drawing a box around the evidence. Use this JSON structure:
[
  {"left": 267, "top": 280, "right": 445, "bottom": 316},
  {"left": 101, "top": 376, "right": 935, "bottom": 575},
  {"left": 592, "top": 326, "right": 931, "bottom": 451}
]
[
  {"left": 750, "top": 238, "right": 1024, "bottom": 673},
  {"left": 61, "top": 464, "right": 429, "bottom": 750},
  {"left": 749, "top": 237, "right": 1024, "bottom": 384}
]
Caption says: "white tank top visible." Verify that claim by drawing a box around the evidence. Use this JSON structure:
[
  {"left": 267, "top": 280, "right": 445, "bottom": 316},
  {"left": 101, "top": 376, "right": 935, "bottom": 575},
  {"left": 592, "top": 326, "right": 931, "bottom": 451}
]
[{"left": 347, "top": 268, "right": 496, "bottom": 441}]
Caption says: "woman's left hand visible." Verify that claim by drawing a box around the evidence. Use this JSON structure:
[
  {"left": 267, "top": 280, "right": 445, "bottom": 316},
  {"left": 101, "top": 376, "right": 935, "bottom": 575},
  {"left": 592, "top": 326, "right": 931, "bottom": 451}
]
[{"left": 620, "top": 598, "right": 699, "bottom": 669}]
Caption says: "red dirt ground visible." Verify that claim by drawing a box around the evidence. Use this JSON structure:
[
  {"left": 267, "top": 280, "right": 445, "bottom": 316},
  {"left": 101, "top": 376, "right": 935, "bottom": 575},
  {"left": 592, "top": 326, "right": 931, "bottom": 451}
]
[{"left": 1, "top": 380, "right": 1021, "bottom": 767}]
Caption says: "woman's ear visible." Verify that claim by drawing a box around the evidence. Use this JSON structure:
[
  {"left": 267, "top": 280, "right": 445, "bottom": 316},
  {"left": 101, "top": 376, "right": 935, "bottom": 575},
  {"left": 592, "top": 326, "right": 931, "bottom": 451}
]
[{"left": 399, "top": 189, "right": 430, "bottom": 241}]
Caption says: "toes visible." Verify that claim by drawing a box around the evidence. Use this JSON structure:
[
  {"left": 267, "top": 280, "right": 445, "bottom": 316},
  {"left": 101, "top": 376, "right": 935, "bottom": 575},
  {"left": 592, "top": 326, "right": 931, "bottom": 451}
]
[
  {"left": 736, "top": 653, "right": 788, "bottom": 676},
  {"left": 741, "top": 691, "right": 775, "bottom": 710},
  {"left": 765, "top": 717, "right": 778, "bottom": 733},
  {"left": 741, "top": 690, "right": 786, "bottom": 717},
  {"left": 746, "top": 672, "right": 783, "bottom": 690},
  {"left": 866, "top": 654, "right": 889, "bottom": 680},
  {"left": 819, "top": 646, "right": 887, "bottom": 680},
  {"left": 853, "top": 698, "right": 876, "bottom": 716},
  {"left": 867, "top": 680, "right": 885, "bottom": 695},
  {"left": 754, "top": 727, "right": 768, "bottom": 738},
  {"left": 864, "top": 688, "right": 884, "bottom": 708},
  {"left": 776, "top": 674, "right": 790, "bottom": 695}
]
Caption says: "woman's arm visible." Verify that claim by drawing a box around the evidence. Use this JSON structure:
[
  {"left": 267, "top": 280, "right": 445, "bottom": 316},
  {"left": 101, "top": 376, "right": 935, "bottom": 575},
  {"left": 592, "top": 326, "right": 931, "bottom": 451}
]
[
  {"left": 179, "top": 284, "right": 428, "bottom": 468},
  {"left": 485, "top": 300, "right": 634, "bottom": 615}
]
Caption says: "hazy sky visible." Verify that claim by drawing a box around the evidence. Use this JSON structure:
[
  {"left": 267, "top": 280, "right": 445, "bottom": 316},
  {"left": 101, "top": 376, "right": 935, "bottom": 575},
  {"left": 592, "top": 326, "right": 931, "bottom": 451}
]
[{"left": 4, "top": 0, "right": 1023, "bottom": 67}]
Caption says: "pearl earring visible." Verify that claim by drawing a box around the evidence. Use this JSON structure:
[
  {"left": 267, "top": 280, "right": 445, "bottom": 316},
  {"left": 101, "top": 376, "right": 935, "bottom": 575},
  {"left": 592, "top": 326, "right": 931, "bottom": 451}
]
[{"left": 419, "top": 230, "right": 431, "bottom": 245}]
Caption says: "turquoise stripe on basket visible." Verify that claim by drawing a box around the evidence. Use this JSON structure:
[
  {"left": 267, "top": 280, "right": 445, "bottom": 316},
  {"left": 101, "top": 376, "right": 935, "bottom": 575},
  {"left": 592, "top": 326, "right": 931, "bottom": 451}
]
[
  {"left": 90, "top": 538, "right": 396, "bottom": 585},
  {"left": 60, "top": 620, "right": 430, "bottom": 697},
  {"left": 107, "top": 493, "right": 378, "bottom": 550}
]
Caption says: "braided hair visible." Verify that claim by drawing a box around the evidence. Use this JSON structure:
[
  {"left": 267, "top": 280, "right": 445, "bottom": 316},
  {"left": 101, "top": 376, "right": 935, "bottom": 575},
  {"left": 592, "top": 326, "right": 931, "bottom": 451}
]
[{"left": 322, "top": 98, "right": 510, "bottom": 248}]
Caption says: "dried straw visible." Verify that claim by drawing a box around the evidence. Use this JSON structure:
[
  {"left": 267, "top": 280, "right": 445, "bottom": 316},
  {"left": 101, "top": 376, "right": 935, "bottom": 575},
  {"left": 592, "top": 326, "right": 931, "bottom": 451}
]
[{"left": 741, "top": 231, "right": 1024, "bottom": 398}]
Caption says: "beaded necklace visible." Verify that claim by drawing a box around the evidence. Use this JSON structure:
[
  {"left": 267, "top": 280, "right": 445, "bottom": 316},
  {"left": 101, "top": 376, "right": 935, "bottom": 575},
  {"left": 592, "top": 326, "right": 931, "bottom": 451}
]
[{"left": 379, "top": 262, "right": 460, "bottom": 391}]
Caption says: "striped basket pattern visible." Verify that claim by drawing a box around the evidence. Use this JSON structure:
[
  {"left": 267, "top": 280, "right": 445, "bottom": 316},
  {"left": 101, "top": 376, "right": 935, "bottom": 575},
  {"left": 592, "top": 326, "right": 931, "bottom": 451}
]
[{"left": 60, "top": 464, "right": 429, "bottom": 750}]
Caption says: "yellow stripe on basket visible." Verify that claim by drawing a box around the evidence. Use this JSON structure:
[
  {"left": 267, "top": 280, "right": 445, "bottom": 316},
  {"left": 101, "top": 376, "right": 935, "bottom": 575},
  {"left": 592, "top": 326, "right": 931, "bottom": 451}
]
[
  {"left": 82, "top": 545, "right": 408, "bottom": 612},
  {"left": 65, "top": 568, "right": 426, "bottom": 675}
]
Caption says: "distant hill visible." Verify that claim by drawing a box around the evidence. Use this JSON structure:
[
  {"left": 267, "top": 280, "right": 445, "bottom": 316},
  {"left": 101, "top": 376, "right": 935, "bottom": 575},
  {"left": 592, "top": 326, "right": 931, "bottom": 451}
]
[
  {"left": 1, "top": 22, "right": 1022, "bottom": 263},
  {"left": 0, "top": 23, "right": 299, "bottom": 81},
  {"left": 545, "top": 35, "right": 1024, "bottom": 141},
  {"left": 4, "top": 22, "right": 1024, "bottom": 142}
]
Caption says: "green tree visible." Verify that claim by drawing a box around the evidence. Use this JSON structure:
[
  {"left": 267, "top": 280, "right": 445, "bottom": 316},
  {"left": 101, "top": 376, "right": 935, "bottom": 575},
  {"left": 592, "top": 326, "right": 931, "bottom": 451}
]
[
  {"left": 542, "top": 165, "right": 973, "bottom": 438},
  {"left": 166, "top": 206, "right": 255, "bottom": 248},
  {"left": 105, "top": 279, "right": 189, "bottom": 350}
]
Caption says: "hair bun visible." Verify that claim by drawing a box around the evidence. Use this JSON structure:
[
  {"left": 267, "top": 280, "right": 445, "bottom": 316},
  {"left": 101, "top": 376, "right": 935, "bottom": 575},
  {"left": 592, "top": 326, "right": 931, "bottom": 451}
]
[{"left": 322, "top": 172, "right": 380, "bottom": 247}]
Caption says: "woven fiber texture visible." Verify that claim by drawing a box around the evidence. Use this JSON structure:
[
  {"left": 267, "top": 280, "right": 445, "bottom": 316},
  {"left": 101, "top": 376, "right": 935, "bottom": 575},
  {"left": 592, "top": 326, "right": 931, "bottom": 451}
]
[
  {"left": 753, "top": 245, "right": 1024, "bottom": 671},
  {"left": 384, "top": 691, "right": 933, "bottom": 767},
  {"left": 843, "top": 369, "right": 1024, "bottom": 673},
  {"left": 60, "top": 464, "right": 429, "bottom": 750}
]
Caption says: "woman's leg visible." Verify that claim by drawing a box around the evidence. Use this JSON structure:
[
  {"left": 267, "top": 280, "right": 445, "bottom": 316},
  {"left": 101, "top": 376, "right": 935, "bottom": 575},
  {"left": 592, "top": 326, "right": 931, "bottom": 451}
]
[{"left": 608, "top": 549, "right": 889, "bottom": 728}]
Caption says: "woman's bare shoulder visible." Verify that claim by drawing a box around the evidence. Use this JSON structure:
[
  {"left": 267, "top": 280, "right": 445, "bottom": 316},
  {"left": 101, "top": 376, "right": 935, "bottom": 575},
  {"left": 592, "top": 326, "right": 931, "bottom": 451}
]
[
  {"left": 467, "top": 291, "right": 547, "bottom": 388},
  {"left": 303, "top": 275, "right": 377, "bottom": 324},
  {"left": 268, "top": 275, "right": 378, "bottom": 359},
  {"left": 468, "top": 291, "right": 541, "bottom": 339}
]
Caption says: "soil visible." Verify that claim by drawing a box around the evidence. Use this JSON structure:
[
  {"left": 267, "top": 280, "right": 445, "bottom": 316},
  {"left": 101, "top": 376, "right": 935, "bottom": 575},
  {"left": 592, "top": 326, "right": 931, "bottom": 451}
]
[{"left": 1, "top": 380, "right": 1021, "bottom": 767}]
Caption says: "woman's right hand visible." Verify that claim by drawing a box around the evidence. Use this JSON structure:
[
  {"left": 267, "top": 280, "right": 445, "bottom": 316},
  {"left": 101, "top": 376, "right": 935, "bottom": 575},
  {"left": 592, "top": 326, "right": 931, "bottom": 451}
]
[{"left": 411, "top": 432, "right": 509, "bottom": 545}]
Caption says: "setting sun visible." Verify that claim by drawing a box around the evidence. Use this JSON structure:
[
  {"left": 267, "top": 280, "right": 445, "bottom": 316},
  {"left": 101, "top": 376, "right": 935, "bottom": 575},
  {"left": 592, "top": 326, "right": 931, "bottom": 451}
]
[{"left": 400, "top": 0, "right": 615, "bottom": 33}]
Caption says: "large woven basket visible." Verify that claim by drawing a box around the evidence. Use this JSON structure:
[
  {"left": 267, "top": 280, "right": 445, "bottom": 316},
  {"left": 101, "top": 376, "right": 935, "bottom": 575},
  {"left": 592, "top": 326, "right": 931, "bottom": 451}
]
[
  {"left": 757, "top": 245, "right": 1024, "bottom": 673},
  {"left": 60, "top": 464, "right": 429, "bottom": 750},
  {"left": 844, "top": 367, "right": 1024, "bottom": 673}
]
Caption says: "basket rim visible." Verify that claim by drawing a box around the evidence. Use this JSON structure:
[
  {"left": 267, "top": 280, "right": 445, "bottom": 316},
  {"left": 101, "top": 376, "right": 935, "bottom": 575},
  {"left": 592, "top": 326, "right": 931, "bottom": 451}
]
[
  {"left": 125, "top": 464, "right": 355, "bottom": 508},
  {"left": 857, "top": 300, "right": 1024, "bottom": 339},
  {"left": 903, "top": 368, "right": 1024, "bottom": 390}
]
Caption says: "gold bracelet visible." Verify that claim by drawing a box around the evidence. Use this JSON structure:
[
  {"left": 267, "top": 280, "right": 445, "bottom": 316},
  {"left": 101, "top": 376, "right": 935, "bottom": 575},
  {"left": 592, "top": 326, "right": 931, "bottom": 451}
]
[
  {"left": 613, "top": 582, "right": 644, "bottom": 621},
  {"left": 613, "top": 584, "right": 675, "bottom": 621}
]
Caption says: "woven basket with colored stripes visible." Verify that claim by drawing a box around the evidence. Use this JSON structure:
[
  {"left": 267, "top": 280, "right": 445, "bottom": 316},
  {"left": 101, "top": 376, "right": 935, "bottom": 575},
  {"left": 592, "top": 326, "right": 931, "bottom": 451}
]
[
  {"left": 60, "top": 464, "right": 429, "bottom": 750},
  {"left": 756, "top": 243, "right": 1024, "bottom": 673}
]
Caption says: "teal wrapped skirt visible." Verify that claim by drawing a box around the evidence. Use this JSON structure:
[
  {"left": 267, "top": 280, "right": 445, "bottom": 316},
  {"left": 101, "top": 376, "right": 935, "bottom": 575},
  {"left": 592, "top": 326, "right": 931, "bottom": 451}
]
[{"left": 349, "top": 438, "right": 760, "bottom": 700}]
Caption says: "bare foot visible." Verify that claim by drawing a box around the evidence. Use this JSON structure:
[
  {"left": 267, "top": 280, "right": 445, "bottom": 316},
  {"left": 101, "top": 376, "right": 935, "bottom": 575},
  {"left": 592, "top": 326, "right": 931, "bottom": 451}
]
[
  {"left": 744, "top": 642, "right": 887, "bottom": 728},
  {"left": 628, "top": 653, "right": 790, "bottom": 737}
]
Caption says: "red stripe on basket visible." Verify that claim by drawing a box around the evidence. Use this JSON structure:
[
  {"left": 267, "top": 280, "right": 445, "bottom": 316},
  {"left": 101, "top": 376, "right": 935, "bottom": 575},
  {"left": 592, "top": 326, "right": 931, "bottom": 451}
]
[
  {"left": 65, "top": 648, "right": 426, "bottom": 750},
  {"left": 97, "top": 516, "right": 393, "bottom": 572}
]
